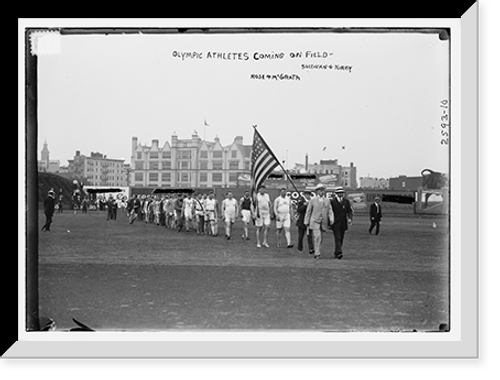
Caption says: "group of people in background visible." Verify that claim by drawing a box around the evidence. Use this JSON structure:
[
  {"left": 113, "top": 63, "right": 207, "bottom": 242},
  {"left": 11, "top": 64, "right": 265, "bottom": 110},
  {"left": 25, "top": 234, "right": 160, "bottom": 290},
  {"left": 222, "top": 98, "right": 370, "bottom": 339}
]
[{"left": 124, "top": 191, "right": 241, "bottom": 238}]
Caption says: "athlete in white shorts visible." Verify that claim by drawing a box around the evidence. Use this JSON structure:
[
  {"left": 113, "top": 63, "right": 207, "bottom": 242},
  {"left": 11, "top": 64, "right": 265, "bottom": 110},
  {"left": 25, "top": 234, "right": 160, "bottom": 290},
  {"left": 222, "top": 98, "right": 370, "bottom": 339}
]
[
  {"left": 239, "top": 190, "right": 252, "bottom": 240},
  {"left": 253, "top": 186, "right": 272, "bottom": 248},
  {"left": 274, "top": 188, "right": 294, "bottom": 248},
  {"left": 183, "top": 194, "right": 194, "bottom": 232},
  {"left": 204, "top": 192, "right": 218, "bottom": 236},
  {"left": 222, "top": 192, "right": 238, "bottom": 239}
]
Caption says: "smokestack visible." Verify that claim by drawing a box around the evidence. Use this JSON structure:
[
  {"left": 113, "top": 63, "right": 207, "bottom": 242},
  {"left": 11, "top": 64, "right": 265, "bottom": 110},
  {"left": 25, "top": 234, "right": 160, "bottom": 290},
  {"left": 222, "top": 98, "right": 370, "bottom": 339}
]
[
  {"left": 305, "top": 153, "right": 309, "bottom": 171},
  {"left": 132, "top": 137, "right": 138, "bottom": 153}
]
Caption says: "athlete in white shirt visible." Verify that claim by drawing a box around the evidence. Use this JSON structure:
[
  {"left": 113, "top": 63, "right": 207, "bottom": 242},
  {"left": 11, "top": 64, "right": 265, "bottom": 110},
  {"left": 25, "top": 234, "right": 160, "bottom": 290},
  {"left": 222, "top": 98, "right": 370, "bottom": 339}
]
[
  {"left": 222, "top": 192, "right": 238, "bottom": 239},
  {"left": 183, "top": 194, "right": 194, "bottom": 232},
  {"left": 253, "top": 186, "right": 272, "bottom": 248},
  {"left": 204, "top": 192, "right": 219, "bottom": 236},
  {"left": 274, "top": 188, "right": 294, "bottom": 248}
]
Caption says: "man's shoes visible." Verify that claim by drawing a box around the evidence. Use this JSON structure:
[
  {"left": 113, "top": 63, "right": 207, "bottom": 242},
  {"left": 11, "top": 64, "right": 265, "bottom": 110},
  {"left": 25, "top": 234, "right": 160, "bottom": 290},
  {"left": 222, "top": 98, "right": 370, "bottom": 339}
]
[
  {"left": 335, "top": 254, "right": 343, "bottom": 260},
  {"left": 263, "top": 242, "right": 270, "bottom": 248},
  {"left": 309, "top": 249, "right": 315, "bottom": 255},
  {"left": 314, "top": 255, "right": 321, "bottom": 259},
  {"left": 287, "top": 244, "right": 294, "bottom": 248},
  {"left": 256, "top": 243, "right": 261, "bottom": 248}
]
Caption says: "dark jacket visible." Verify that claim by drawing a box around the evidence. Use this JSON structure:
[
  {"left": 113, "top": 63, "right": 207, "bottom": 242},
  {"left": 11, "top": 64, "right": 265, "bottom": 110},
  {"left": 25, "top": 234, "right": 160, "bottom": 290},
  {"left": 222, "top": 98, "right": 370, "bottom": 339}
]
[
  {"left": 330, "top": 196, "right": 353, "bottom": 231},
  {"left": 295, "top": 199, "right": 309, "bottom": 228},
  {"left": 44, "top": 195, "right": 55, "bottom": 215},
  {"left": 370, "top": 202, "right": 382, "bottom": 221}
]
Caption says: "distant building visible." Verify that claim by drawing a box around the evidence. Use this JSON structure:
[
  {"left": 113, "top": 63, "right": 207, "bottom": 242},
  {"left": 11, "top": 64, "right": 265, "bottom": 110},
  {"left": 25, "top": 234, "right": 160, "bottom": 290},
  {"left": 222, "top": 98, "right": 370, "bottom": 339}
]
[
  {"left": 340, "top": 163, "right": 358, "bottom": 189},
  {"left": 130, "top": 132, "right": 252, "bottom": 188},
  {"left": 38, "top": 140, "right": 61, "bottom": 173},
  {"left": 292, "top": 159, "right": 358, "bottom": 189},
  {"left": 359, "top": 177, "right": 389, "bottom": 189},
  {"left": 389, "top": 175, "right": 422, "bottom": 191},
  {"left": 67, "top": 150, "right": 128, "bottom": 187}
]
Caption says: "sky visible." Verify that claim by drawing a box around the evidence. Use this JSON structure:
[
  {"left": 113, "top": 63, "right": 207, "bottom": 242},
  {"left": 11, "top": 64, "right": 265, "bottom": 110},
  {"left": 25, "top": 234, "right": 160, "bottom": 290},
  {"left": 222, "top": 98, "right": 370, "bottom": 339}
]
[{"left": 36, "top": 30, "right": 450, "bottom": 179}]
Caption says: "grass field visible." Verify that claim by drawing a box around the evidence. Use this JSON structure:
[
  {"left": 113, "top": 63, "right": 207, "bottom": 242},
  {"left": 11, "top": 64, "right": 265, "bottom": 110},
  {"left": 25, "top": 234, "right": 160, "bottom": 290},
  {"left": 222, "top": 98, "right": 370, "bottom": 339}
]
[{"left": 38, "top": 210, "right": 450, "bottom": 331}]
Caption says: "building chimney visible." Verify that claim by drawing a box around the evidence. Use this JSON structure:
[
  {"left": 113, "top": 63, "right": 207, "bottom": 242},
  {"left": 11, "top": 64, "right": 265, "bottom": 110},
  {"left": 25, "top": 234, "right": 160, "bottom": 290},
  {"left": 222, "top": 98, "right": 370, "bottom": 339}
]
[
  {"left": 305, "top": 153, "right": 309, "bottom": 171},
  {"left": 171, "top": 132, "right": 178, "bottom": 146},
  {"left": 234, "top": 136, "right": 243, "bottom": 145},
  {"left": 132, "top": 137, "right": 138, "bottom": 161}
]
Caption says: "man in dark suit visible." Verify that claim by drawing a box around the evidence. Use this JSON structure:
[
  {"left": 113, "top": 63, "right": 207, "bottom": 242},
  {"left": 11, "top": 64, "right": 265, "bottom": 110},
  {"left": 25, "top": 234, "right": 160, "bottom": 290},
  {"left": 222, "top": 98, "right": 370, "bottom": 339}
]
[
  {"left": 369, "top": 197, "right": 382, "bottom": 235},
  {"left": 41, "top": 189, "right": 56, "bottom": 232},
  {"left": 330, "top": 186, "right": 353, "bottom": 259},
  {"left": 295, "top": 191, "right": 314, "bottom": 254}
]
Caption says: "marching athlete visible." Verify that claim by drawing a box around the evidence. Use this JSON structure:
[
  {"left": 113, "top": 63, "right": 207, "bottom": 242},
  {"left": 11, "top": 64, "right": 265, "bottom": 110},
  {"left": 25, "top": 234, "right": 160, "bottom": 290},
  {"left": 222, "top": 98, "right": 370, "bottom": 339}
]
[
  {"left": 193, "top": 193, "right": 205, "bottom": 234},
  {"left": 183, "top": 193, "right": 195, "bottom": 232},
  {"left": 222, "top": 192, "right": 238, "bottom": 240},
  {"left": 204, "top": 191, "right": 219, "bottom": 236},
  {"left": 274, "top": 188, "right": 294, "bottom": 248},
  {"left": 239, "top": 190, "right": 252, "bottom": 240},
  {"left": 253, "top": 185, "right": 272, "bottom": 248}
]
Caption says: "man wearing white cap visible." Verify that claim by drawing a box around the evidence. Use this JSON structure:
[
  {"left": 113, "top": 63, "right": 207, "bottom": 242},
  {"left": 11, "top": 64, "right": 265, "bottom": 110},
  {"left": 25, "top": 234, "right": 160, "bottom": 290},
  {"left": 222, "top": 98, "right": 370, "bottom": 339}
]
[
  {"left": 330, "top": 186, "right": 353, "bottom": 259},
  {"left": 304, "top": 183, "right": 334, "bottom": 259}
]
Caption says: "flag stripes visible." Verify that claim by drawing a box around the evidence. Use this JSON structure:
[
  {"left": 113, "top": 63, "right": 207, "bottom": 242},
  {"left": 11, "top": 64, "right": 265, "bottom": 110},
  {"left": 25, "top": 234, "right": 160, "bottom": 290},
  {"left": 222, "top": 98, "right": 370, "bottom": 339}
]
[{"left": 250, "top": 128, "right": 281, "bottom": 202}]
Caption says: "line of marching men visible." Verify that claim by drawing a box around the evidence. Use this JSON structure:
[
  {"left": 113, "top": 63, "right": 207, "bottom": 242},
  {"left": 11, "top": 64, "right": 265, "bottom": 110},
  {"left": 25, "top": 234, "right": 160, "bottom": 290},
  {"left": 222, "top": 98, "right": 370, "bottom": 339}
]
[{"left": 122, "top": 184, "right": 383, "bottom": 260}]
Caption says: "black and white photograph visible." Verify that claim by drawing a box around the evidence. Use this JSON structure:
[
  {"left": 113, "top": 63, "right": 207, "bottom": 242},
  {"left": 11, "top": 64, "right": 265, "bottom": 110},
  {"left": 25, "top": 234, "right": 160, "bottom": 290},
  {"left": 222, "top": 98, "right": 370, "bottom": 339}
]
[{"left": 26, "top": 26, "right": 452, "bottom": 335}]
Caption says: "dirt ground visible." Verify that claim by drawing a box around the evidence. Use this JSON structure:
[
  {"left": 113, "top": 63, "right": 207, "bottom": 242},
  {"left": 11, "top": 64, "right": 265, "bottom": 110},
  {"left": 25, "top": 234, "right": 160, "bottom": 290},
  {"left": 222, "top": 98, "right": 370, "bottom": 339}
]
[{"left": 37, "top": 210, "right": 449, "bottom": 332}]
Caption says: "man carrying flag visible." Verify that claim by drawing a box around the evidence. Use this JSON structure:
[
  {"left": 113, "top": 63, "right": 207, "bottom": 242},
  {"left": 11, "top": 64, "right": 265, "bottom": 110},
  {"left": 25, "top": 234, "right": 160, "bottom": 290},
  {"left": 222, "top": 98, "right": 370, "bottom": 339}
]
[{"left": 249, "top": 126, "right": 283, "bottom": 248}]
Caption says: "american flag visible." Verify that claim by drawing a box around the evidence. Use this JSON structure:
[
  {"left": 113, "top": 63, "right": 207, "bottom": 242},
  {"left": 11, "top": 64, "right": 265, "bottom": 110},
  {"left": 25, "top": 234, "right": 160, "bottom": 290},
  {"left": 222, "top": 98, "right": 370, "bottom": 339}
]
[{"left": 250, "top": 127, "right": 281, "bottom": 203}]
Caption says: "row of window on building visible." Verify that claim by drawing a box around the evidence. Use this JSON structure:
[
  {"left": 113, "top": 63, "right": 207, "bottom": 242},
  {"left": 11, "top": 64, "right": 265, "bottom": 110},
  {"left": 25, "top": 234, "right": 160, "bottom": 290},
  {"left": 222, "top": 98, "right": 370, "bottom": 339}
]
[
  {"left": 134, "top": 171, "right": 238, "bottom": 184},
  {"left": 135, "top": 149, "right": 240, "bottom": 160},
  {"left": 134, "top": 160, "right": 249, "bottom": 170}
]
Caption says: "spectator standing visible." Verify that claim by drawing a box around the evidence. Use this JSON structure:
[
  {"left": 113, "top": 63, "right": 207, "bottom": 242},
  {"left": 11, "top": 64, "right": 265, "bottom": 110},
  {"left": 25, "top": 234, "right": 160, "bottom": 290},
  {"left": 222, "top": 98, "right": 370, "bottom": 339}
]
[
  {"left": 41, "top": 189, "right": 56, "bottom": 232},
  {"left": 369, "top": 197, "right": 382, "bottom": 235}
]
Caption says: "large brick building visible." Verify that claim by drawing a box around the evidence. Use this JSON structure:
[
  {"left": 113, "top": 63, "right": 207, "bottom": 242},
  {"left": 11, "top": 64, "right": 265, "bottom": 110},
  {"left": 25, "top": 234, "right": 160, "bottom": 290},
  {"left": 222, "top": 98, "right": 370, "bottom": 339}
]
[
  {"left": 130, "top": 132, "right": 252, "bottom": 188},
  {"left": 67, "top": 150, "right": 128, "bottom": 187}
]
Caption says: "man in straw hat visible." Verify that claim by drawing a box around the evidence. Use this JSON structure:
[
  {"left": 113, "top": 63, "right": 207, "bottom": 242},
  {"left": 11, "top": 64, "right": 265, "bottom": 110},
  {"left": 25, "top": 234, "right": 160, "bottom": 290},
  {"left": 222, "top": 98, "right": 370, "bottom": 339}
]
[
  {"left": 304, "top": 183, "right": 334, "bottom": 259},
  {"left": 330, "top": 186, "right": 353, "bottom": 259}
]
